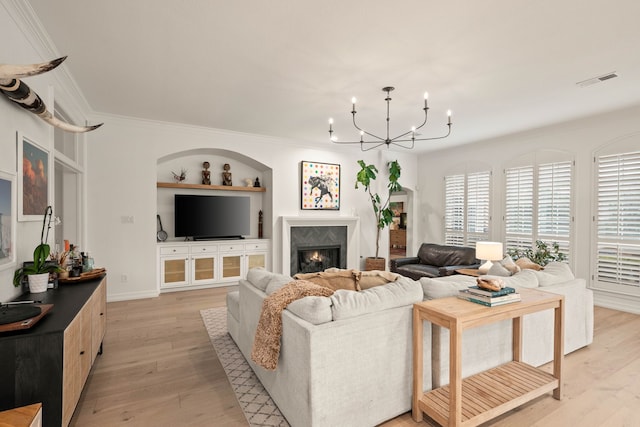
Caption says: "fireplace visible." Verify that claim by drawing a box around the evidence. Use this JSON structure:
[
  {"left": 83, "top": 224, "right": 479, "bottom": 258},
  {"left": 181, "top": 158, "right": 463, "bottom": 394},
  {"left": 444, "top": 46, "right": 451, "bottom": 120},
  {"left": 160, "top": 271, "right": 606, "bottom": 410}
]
[
  {"left": 282, "top": 216, "right": 360, "bottom": 276},
  {"left": 297, "top": 245, "right": 341, "bottom": 274}
]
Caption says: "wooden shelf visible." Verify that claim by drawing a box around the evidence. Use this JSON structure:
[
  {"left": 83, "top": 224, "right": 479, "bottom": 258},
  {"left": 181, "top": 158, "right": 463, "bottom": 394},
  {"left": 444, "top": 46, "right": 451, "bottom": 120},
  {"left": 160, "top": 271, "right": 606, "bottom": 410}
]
[
  {"left": 418, "top": 361, "right": 558, "bottom": 426},
  {"left": 157, "top": 182, "right": 266, "bottom": 192}
]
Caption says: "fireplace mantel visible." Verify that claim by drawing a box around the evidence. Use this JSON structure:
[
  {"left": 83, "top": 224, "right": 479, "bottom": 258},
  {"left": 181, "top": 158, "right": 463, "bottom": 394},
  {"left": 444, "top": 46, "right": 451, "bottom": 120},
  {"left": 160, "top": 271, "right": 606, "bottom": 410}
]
[{"left": 281, "top": 216, "right": 360, "bottom": 274}]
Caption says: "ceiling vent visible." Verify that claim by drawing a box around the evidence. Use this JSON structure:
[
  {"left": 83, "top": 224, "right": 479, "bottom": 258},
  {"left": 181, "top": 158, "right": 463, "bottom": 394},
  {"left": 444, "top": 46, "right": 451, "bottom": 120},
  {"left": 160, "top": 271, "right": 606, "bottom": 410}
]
[{"left": 576, "top": 72, "right": 619, "bottom": 88}]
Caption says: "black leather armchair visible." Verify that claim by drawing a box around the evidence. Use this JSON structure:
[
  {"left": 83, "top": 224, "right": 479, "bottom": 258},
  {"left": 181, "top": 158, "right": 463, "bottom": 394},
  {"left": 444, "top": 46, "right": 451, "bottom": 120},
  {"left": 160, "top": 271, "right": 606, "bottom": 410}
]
[{"left": 390, "top": 243, "right": 480, "bottom": 280}]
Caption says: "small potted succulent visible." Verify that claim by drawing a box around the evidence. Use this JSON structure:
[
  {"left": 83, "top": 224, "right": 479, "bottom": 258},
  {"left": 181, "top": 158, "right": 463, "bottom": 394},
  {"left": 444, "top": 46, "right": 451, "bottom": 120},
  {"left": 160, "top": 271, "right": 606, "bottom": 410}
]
[{"left": 13, "top": 206, "right": 63, "bottom": 293}]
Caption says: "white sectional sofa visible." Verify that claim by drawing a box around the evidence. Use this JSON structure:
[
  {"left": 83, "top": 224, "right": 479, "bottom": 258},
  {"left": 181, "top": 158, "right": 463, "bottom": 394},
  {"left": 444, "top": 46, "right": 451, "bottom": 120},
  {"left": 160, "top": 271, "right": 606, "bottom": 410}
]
[{"left": 226, "top": 263, "right": 593, "bottom": 427}]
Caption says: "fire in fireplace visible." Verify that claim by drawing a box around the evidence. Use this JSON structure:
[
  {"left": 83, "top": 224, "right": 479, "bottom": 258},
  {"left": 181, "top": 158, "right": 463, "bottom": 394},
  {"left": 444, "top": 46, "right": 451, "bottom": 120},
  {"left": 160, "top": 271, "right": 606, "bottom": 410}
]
[{"left": 297, "top": 245, "right": 340, "bottom": 274}]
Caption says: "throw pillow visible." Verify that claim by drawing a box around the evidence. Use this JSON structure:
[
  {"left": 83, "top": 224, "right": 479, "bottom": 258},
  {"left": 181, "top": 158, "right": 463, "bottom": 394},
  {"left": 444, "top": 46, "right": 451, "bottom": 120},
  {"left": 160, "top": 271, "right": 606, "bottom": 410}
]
[
  {"left": 359, "top": 270, "right": 400, "bottom": 290},
  {"left": 487, "top": 262, "right": 511, "bottom": 277},
  {"left": 293, "top": 270, "right": 361, "bottom": 291},
  {"left": 515, "top": 257, "right": 543, "bottom": 271},
  {"left": 500, "top": 255, "right": 521, "bottom": 275}
]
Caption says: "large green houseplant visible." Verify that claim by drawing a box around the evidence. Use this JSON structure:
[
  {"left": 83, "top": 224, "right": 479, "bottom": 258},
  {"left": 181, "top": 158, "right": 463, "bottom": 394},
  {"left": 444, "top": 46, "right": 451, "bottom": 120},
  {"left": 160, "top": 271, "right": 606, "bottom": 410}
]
[
  {"left": 13, "top": 206, "right": 63, "bottom": 291},
  {"left": 355, "top": 159, "right": 402, "bottom": 270}
]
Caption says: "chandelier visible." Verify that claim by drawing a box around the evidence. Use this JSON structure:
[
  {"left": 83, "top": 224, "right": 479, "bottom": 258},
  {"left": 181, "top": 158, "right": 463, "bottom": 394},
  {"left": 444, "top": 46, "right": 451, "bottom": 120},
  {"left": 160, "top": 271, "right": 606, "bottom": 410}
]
[{"left": 328, "top": 86, "right": 452, "bottom": 151}]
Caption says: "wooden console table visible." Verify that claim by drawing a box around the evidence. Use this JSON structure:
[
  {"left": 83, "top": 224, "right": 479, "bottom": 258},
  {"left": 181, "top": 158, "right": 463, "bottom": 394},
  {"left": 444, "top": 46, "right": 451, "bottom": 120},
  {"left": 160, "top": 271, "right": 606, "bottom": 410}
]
[{"left": 412, "top": 288, "right": 564, "bottom": 426}]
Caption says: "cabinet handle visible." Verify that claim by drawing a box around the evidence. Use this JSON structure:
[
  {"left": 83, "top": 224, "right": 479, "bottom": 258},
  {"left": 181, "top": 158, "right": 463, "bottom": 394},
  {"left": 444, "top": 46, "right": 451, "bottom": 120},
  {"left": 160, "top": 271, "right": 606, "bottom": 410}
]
[
  {"left": 100, "top": 312, "right": 104, "bottom": 316},
  {"left": 80, "top": 350, "right": 85, "bottom": 355}
]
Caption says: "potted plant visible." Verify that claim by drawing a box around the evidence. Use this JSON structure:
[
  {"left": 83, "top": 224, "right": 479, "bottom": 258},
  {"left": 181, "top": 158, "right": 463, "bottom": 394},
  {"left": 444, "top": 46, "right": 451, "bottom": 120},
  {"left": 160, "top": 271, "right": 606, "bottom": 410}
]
[
  {"left": 13, "top": 206, "right": 63, "bottom": 293},
  {"left": 506, "top": 240, "right": 567, "bottom": 266},
  {"left": 355, "top": 159, "right": 402, "bottom": 270}
]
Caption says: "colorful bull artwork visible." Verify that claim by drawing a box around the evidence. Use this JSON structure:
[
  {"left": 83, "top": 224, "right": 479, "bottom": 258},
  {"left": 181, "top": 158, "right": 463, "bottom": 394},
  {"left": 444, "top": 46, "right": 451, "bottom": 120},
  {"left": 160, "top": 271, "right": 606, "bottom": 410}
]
[{"left": 0, "top": 56, "right": 102, "bottom": 133}]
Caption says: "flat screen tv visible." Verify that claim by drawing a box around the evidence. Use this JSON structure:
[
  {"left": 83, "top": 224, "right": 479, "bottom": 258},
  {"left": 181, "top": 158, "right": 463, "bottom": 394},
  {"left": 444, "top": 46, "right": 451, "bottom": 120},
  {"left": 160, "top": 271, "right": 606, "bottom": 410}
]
[{"left": 174, "top": 194, "right": 250, "bottom": 240}]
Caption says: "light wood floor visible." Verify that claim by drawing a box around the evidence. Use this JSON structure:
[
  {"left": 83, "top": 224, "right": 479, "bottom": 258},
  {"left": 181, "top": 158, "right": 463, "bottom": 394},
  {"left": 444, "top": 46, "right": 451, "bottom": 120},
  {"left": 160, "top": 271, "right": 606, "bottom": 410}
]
[{"left": 71, "top": 287, "right": 639, "bottom": 427}]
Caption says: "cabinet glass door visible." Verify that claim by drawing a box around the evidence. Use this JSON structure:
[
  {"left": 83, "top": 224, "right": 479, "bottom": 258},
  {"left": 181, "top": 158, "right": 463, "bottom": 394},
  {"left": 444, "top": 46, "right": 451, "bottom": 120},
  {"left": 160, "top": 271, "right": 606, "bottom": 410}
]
[
  {"left": 193, "top": 255, "right": 216, "bottom": 283},
  {"left": 247, "top": 253, "right": 266, "bottom": 270},
  {"left": 221, "top": 254, "right": 242, "bottom": 279},
  {"left": 163, "top": 258, "right": 187, "bottom": 284}
]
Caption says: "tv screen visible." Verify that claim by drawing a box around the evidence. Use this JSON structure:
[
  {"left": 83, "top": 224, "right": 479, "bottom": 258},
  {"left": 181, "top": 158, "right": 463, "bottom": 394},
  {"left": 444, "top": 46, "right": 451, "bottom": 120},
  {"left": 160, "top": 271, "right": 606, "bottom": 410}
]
[{"left": 174, "top": 194, "right": 250, "bottom": 239}]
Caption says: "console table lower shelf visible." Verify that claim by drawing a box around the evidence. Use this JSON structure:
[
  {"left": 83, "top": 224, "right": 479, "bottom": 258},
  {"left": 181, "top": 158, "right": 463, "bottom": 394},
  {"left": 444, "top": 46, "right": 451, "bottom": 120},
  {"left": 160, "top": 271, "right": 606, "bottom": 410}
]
[{"left": 417, "top": 361, "right": 558, "bottom": 426}]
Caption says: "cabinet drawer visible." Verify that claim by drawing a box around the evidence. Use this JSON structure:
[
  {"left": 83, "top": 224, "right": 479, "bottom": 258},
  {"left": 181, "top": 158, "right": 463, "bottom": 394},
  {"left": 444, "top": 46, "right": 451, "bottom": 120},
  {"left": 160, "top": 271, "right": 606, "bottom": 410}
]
[
  {"left": 191, "top": 244, "right": 218, "bottom": 254},
  {"left": 219, "top": 243, "right": 243, "bottom": 252},
  {"left": 160, "top": 246, "right": 189, "bottom": 255},
  {"left": 245, "top": 241, "right": 269, "bottom": 251}
]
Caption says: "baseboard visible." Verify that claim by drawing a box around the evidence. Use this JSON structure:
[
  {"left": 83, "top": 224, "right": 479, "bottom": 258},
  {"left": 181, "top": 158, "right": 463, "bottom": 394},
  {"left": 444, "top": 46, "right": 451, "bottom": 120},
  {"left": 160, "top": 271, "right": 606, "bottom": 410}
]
[
  {"left": 593, "top": 289, "right": 640, "bottom": 315},
  {"left": 107, "top": 289, "right": 160, "bottom": 302}
]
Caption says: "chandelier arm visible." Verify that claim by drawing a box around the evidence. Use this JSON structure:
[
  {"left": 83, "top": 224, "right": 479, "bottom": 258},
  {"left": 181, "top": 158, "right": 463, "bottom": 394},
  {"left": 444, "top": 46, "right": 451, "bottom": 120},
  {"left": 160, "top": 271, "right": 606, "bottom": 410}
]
[
  {"left": 351, "top": 113, "right": 386, "bottom": 142},
  {"left": 389, "top": 140, "right": 416, "bottom": 150},
  {"left": 360, "top": 141, "right": 387, "bottom": 151}
]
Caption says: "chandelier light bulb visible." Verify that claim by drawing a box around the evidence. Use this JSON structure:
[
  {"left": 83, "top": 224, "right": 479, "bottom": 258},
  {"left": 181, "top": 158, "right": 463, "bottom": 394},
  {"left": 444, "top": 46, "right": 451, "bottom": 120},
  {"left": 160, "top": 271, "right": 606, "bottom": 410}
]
[
  {"left": 447, "top": 109, "right": 452, "bottom": 124},
  {"left": 351, "top": 97, "right": 357, "bottom": 104},
  {"left": 328, "top": 118, "right": 333, "bottom": 125},
  {"left": 424, "top": 92, "right": 429, "bottom": 100}
]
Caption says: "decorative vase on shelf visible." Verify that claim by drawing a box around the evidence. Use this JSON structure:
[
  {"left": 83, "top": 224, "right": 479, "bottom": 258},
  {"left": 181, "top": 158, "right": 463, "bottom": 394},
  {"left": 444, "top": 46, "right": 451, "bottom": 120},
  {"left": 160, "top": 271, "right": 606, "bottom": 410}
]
[{"left": 28, "top": 273, "right": 49, "bottom": 293}]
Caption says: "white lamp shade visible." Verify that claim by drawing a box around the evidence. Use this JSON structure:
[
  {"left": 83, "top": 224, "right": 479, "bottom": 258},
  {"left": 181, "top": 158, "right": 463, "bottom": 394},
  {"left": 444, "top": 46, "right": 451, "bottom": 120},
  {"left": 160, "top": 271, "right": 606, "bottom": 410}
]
[{"left": 476, "top": 242, "right": 503, "bottom": 261}]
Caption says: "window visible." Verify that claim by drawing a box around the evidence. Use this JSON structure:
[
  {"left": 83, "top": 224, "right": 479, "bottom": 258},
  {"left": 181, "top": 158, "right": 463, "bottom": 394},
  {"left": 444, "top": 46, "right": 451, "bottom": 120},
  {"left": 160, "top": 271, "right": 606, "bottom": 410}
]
[
  {"left": 444, "top": 170, "right": 490, "bottom": 246},
  {"left": 504, "top": 157, "right": 573, "bottom": 261},
  {"left": 595, "top": 150, "right": 640, "bottom": 292}
]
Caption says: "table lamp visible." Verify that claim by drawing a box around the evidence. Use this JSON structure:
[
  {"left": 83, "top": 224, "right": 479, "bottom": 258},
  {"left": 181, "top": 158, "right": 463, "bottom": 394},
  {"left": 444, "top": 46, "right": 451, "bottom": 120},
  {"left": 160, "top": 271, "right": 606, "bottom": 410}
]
[{"left": 476, "top": 241, "right": 504, "bottom": 274}]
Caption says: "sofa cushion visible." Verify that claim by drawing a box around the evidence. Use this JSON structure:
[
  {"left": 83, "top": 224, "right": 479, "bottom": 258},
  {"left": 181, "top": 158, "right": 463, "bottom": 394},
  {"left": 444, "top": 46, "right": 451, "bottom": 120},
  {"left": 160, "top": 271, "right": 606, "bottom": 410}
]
[
  {"left": 226, "top": 290, "right": 240, "bottom": 320},
  {"left": 330, "top": 277, "right": 422, "bottom": 321},
  {"left": 265, "top": 273, "right": 295, "bottom": 295},
  {"left": 500, "top": 268, "right": 539, "bottom": 288},
  {"left": 287, "top": 296, "right": 333, "bottom": 325},
  {"left": 246, "top": 267, "right": 273, "bottom": 291},
  {"left": 420, "top": 275, "right": 477, "bottom": 299},
  {"left": 396, "top": 264, "right": 441, "bottom": 279},
  {"left": 294, "top": 270, "right": 361, "bottom": 291},
  {"left": 534, "top": 262, "right": 574, "bottom": 286},
  {"left": 418, "top": 243, "right": 477, "bottom": 267}
]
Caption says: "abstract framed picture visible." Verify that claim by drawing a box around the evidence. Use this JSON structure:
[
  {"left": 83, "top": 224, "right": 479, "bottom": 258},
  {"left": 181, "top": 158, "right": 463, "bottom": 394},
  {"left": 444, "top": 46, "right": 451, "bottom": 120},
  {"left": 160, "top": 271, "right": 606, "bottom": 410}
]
[
  {"left": 0, "top": 170, "right": 17, "bottom": 271},
  {"left": 17, "top": 132, "right": 51, "bottom": 221},
  {"left": 301, "top": 161, "right": 340, "bottom": 210}
]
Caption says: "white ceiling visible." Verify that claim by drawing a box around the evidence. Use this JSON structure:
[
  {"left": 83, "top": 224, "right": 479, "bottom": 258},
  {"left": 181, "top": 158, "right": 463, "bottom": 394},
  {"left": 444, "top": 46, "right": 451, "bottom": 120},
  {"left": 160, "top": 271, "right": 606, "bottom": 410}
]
[{"left": 25, "top": 0, "right": 640, "bottom": 152}]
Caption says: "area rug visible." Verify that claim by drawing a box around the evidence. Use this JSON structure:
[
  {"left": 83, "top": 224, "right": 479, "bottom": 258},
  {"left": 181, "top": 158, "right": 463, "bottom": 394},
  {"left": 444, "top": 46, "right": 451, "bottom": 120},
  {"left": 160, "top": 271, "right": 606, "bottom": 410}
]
[{"left": 200, "top": 307, "right": 290, "bottom": 427}]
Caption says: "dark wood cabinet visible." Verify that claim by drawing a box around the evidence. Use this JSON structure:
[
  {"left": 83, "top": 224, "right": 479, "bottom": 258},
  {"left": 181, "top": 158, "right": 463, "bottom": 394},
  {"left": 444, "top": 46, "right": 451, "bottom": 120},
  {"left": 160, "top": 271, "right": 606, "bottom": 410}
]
[{"left": 0, "top": 276, "right": 107, "bottom": 426}]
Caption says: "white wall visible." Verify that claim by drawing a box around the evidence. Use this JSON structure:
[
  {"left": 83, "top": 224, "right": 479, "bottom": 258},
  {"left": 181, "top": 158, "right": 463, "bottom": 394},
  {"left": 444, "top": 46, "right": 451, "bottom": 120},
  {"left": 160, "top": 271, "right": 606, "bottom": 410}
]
[
  {"left": 0, "top": 6, "right": 89, "bottom": 303},
  {"left": 85, "top": 113, "right": 419, "bottom": 301},
  {"left": 417, "top": 105, "right": 640, "bottom": 313}
]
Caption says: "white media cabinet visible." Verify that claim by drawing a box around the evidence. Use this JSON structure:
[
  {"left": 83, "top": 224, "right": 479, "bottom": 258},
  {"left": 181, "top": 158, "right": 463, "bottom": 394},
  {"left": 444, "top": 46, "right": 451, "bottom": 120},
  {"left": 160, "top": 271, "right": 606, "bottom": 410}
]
[{"left": 157, "top": 239, "right": 270, "bottom": 292}]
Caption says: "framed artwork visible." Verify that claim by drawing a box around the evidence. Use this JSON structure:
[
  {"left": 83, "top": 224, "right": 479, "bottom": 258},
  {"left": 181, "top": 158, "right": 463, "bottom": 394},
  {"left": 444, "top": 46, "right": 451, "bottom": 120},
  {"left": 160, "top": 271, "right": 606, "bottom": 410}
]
[
  {"left": 17, "top": 132, "right": 51, "bottom": 221},
  {"left": 301, "top": 161, "right": 340, "bottom": 210},
  {"left": 0, "top": 170, "right": 17, "bottom": 271}
]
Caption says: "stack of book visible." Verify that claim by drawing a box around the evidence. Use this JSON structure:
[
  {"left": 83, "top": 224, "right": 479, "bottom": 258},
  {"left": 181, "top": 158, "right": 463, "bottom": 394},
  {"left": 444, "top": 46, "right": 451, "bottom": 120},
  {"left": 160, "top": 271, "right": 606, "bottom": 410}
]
[{"left": 458, "top": 285, "right": 521, "bottom": 307}]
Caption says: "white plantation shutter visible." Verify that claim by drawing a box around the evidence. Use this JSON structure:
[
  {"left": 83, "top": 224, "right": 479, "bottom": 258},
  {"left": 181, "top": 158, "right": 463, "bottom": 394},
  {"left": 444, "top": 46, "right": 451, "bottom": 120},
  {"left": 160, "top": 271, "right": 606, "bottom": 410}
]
[
  {"left": 538, "top": 161, "right": 572, "bottom": 261},
  {"left": 444, "top": 171, "right": 490, "bottom": 246},
  {"left": 445, "top": 175, "right": 464, "bottom": 245},
  {"left": 505, "top": 161, "right": 573, "bottom": 260},
  {"left": 596, "top": 151, "right": 640, "bottom": 288},
  {"left": 466, "top": 171, "right": 490, "bottom": 245},
  {"left": 505, "top": 166, "right": 534, "bottom": 251}
]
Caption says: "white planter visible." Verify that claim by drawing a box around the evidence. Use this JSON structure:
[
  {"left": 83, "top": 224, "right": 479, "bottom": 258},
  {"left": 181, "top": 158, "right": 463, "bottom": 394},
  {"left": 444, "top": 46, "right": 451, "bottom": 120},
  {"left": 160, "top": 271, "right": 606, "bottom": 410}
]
[{"left": 28, "top": 273, "right": 49, "bottom": 293}]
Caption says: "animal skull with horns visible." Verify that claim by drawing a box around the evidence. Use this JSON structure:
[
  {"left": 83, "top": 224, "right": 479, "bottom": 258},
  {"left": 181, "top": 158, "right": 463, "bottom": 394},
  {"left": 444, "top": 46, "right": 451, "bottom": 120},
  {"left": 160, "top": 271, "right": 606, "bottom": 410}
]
[{"left": 0, "top": 56, "right": 102, "bottom": 133}]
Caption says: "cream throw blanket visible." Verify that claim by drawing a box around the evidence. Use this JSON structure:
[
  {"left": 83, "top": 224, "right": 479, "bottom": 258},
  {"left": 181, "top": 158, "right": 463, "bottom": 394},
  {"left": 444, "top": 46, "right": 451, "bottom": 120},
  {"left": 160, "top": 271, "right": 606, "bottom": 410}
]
[{"left": 251, "top": 280, "right": 334, "bottom": 370}]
